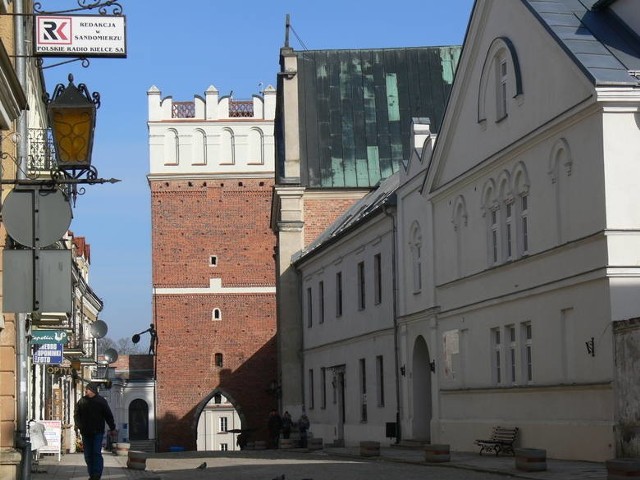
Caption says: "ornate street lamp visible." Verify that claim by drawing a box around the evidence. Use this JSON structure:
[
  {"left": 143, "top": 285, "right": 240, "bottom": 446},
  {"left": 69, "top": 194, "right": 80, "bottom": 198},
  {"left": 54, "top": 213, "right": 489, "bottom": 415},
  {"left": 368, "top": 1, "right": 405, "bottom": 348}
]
[{"left": 46, "top": 73, "right": 100, "bottom": 173}]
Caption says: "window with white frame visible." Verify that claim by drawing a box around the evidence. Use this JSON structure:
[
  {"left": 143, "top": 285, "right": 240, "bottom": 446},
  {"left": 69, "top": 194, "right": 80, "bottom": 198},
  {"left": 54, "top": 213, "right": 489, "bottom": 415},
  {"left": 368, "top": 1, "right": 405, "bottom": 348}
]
[
  {"left": 357, "top": 261, "right": 365, "bottom": 310},
  {"left": 319, "top": 281, "right": 325, "bottom": 324},
  {"left": 410, "top": 223, "right": 423, "bottom": 293},
  {"left": 507, "top": 325, "right": 516, "bottom": 384},
  {"left": 490, "top": 207, "right": 500, "bottom": 264},
  {"left": 492, "top": 327, "right": 502, "bottom": 385},
  {"left": 521, "top": 322, "right": 533, "bottom": 382},
  {"left": 497, "top": 57, "right": 508, "bottom": 120},
  {"left": 212, "top": 308, "right": 222, "bottom": 321},
  {"left": 306, "top": 287, "right": 313, "bottom": 327},
  {"left": 374, "top": 253, "right": 382, "bottom": 304},
  {"left": 520, "top": 194, "right": 529, "bottom": 255},
  {"left": 219, "top": 417, "right": 228, "bottom": 432},
  {"left": 504, "top": 200, "right": 514, "bottom": 261}
]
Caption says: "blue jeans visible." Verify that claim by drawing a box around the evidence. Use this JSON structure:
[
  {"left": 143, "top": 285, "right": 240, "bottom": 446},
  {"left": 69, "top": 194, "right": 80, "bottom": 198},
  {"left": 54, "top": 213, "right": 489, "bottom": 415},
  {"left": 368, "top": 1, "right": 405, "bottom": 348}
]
[{"left": 82, "top": 432, "right": 105, "bottom": 478}]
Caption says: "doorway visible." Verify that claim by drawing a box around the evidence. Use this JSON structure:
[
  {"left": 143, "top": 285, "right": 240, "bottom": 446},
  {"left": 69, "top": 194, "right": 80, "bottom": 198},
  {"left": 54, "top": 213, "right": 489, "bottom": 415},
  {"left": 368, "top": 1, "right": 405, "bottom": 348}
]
[
  {"left": 128, "top": 399, "right": 149, "bottom": 441},
  {"left": 412, "top": 335, "right": 432, "bottom": 441}
]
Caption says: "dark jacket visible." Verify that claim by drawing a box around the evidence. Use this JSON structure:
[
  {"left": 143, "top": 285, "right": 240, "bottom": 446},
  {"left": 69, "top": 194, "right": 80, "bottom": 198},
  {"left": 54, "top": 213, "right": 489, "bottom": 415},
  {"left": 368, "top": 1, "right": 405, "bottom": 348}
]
[{"left": 74, "top": 394, "right": 115, "bottom": 436}]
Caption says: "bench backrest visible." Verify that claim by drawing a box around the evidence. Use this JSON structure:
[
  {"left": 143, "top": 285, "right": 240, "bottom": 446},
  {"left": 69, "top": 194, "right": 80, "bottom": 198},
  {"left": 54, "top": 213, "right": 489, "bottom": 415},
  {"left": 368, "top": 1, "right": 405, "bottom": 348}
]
[{"left": 490, "top": 426, "right": 518, "bottom": 443}]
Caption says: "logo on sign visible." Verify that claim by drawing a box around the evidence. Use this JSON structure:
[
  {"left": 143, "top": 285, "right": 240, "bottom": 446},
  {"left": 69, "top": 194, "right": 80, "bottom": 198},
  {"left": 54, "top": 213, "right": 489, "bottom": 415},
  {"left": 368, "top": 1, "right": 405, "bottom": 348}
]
[{"left": 37, "top": 17, "right": 72, "bottom": 45}]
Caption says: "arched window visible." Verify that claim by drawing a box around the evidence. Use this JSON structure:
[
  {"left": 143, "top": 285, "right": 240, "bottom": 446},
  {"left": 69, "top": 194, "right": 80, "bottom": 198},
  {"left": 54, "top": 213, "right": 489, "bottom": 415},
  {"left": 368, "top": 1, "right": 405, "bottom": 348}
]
[
  {"left": 212, "top": 308, "right": 222, "bottom": 321},
  {"left": 482, "top": 179, "right": 499, "bottom": 265},
  {"left": 220, "top": 128, "right": 235, "bottom": 165},
  {"left": 513, "top": 162, "right": 531, "bottom": 256},
  {"left": 247, "top": 127, "right": 264, "bottom": 165},
  {"left": 478, "top": 37, "right": 523, "bottom": 126},
  {"left": 410, "top": 222, "right": 423, "bottom": 293},
  {"left": 192, "top": 128, "right": 207, "bottom": 166},
  {"left": 164, "top": 128, "right": 179, "bottom": 165},
  {"left": 452, "top": 195, "right": 468, "bottom": 277}
]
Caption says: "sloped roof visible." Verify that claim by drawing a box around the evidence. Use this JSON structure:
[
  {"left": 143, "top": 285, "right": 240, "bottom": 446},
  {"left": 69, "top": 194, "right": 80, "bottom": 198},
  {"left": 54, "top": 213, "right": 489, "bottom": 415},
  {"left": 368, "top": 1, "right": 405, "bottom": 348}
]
[
  {"left": 293, "top": 172, "right": 399, "bottom": 264},
  {"left": 293, "top": 46, "right": 460, "bottom": 188},
  {"left": 524, "top": 0, "right": 640, "bottom": 85}
]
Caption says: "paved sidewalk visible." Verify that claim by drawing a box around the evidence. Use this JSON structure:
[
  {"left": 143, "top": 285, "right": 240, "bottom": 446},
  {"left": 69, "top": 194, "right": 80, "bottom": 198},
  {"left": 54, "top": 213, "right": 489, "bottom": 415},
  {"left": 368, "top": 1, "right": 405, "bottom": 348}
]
[{"left": 35, "top": 445, "right": 608, "bottom": 480}]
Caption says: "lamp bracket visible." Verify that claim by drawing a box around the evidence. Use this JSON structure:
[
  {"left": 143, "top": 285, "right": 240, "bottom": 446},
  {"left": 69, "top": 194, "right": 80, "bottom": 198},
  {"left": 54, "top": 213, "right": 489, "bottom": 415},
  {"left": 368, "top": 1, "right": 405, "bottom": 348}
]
[{"left": 33, "top": 0, "right": 123, "bottom": 16}]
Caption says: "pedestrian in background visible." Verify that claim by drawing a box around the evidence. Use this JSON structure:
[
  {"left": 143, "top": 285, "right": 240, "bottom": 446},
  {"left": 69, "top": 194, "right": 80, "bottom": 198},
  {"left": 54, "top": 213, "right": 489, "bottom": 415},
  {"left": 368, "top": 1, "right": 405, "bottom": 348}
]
[
  {"left": 281, "top": 411, "right": 292, "bottom": 439},
  {"left": 74, "top": 382, "right": 116, "bottom": 480},
  {"left": 267, "top": 409, "right": 282, "bottom": 448},
  {"left": 298, "top": 412, "right": 310, "bottom": 448}
]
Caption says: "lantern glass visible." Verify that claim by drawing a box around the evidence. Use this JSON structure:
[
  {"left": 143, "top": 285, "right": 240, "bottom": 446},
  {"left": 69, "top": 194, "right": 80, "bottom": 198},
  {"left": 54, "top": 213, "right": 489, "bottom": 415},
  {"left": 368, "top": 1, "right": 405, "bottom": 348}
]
[
  {"left": 49, "top": 106, "right": 95, "bottom": 167},
  {"left": 47, "top": 76, "right": 97, "bottom": 170}
]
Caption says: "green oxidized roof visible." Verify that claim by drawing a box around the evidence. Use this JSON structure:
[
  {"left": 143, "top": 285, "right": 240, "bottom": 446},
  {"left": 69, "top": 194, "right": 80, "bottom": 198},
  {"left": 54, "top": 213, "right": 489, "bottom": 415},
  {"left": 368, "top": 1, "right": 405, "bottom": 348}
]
[{"left": 294, "top": 46, "right": 460, "bottom": 188}]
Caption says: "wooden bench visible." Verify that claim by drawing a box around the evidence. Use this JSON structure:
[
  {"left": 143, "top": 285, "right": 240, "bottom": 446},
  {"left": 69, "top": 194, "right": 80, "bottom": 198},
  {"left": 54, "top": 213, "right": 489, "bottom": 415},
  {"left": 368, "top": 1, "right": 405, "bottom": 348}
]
[{"left": 475, "top": 426, "right": 519, "bottom": 456}]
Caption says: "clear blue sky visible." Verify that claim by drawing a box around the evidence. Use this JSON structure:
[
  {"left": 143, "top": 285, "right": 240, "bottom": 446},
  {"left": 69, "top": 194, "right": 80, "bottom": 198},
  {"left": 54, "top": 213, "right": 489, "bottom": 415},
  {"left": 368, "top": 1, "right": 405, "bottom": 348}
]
[{"left": 42, "top": 0, "right": 474, "bottom": 343}]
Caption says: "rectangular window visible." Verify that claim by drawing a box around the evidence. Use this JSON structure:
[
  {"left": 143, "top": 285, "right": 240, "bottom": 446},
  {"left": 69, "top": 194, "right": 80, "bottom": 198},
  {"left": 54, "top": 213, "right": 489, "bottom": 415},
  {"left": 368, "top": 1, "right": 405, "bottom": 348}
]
[
  {"left": 492, "top": 328, "right": 501, "bottom": 385},
  {"left": 357, "top": 261, "right": 366, "bottom": 310},
  {"left": 220, "top": 443, "right": 228, "bottom": 451},
  {"left": 521, "top": 194, "right": 529, "bottom": 254},
  {"left": 374, "top": 254, "right": 382, "bottom": 304},
  {"left": 336, "top": 272, "right": 343, "bottom": 317},
  {"left": 308, "top": 369, "right": 314, "bottom": 409},
  {"left": 522, "top": 322, "right": 533, "bottom": 382},
  {"left": 376, "top": 355, "right": 385, "bottom": 407},
  {"left": 321, "top": 367, "right": 327, "bottom": 409},
  {"left": 306, "top": 287, "right": 313, "bottom": 327},
  {"left": 507, "top": 325, "right": 516, "bottom": 384},
  {"left": 359, "top": 358, "right": 367, "bottom": 422},
  {"left": 319, "top": 281, "right": 325, "bottom": 324},
  {"left": 219, "top": 417, "right": 228, "bottom": 432}
]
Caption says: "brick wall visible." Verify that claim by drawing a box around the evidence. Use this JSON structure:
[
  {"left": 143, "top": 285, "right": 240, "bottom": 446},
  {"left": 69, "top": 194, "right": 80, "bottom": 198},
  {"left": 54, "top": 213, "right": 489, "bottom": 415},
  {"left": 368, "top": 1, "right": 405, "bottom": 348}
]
[
  {"left": 151, "top": 179, "right": 277, "bottom": 451},
  {"left": 304, "top": 197, "right": 361, "bottom": 246}
]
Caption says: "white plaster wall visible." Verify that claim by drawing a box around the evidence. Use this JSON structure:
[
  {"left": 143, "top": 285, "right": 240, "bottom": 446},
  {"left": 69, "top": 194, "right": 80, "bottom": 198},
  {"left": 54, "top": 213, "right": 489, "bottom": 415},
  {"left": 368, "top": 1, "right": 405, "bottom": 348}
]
[
  {"left": 433, "top": 0, "right": 594, "bottom": 188},
  {"left": 298, "top": 213, "right": 398, "bottom": 446}
]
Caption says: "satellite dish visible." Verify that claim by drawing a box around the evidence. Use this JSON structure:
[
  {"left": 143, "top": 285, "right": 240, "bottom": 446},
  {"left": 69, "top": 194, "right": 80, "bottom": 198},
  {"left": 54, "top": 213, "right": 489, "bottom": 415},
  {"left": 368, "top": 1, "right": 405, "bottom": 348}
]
[
  {"left": 104, "top": 348, "right": 118, "bottom": 364},
  {"left": 90, "top": 320, "right": 108, "bottom": 339}
]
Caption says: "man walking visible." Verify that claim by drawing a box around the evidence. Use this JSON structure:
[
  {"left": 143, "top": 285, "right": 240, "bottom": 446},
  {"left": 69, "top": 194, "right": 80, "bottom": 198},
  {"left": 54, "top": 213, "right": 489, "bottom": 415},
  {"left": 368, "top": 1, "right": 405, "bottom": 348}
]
[{"left": 74, "top": 382, "right": 116, "bottom": 480}]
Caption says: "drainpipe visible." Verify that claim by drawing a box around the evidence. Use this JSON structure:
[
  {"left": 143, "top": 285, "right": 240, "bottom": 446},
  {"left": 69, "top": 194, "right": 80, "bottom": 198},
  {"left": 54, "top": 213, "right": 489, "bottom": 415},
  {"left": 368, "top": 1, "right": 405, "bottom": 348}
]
[
  {"left": 383, "top": 196, "right": 401, "bottom": 444},
  {"left": 15, "top": 0, "right": 33, "bottom": 478}
]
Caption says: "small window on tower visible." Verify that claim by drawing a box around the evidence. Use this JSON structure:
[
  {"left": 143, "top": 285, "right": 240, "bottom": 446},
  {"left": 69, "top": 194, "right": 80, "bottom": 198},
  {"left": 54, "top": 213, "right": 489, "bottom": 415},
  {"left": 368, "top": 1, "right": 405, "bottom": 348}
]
[
  {"left": 212, "top": 308, "right": 222, "bottom": 321},
  {"left": 210, "top": 255, "right": 218, "bottom": 267},
  {"left": 214, "top": 353, "right": 223, "bottom": 367}
]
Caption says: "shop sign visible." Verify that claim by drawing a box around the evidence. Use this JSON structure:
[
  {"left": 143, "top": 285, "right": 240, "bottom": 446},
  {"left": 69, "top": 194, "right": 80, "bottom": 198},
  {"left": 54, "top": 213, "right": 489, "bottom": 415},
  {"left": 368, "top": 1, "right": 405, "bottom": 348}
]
[
  {"left": 32, "top": 329, "right": 69, "bottom": 345},
  {"left": 33, "top": 343, "right": 63, "bottom": 364}
]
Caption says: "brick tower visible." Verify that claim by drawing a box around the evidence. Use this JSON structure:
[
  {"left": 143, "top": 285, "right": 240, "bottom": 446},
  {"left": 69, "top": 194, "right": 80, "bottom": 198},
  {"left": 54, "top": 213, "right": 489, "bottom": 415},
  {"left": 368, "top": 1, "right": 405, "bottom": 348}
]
[{"left": 147, "top": 85, "right": 277, "bottom": 451}]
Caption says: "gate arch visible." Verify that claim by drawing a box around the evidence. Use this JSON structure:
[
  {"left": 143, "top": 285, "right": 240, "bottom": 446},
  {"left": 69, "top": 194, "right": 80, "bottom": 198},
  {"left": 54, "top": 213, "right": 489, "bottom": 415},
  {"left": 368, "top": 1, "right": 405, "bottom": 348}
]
[{"left": 412, "top": 335, "right": 432, "bottom": 441}]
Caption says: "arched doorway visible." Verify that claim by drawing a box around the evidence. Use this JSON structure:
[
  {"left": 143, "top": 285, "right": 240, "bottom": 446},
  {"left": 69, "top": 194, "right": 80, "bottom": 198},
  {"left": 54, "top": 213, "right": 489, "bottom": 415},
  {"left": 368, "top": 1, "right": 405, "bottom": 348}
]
[
  {"left": 196, "top": 391, "right": 243, "bottom": 451},
  {"left": 412, "top": 335, "right": 432, "bottom": 441},
  {"left": 129, "top": 399, "right": 149, "bottom": 441}
]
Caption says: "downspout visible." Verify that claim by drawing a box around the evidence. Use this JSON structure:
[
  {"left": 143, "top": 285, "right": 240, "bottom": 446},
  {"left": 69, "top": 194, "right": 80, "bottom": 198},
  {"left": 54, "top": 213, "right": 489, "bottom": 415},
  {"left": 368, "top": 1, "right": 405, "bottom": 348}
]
[
  {"left": 15, "top": 0, "right": 33, "bottom": 477},
  {"left": 383, "top": 196, "right": 401, "bottom": 444}
]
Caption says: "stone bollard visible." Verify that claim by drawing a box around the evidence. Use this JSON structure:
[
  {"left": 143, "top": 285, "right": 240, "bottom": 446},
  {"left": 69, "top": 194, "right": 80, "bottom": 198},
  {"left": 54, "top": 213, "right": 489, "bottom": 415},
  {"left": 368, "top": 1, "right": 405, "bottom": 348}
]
[
  {"left": 127, "top": 450, "right": 147, "bottom": 471},
  {"left": 279, "top": 438, "right": 294, "bottom": 449},
  {"left": 606, "top": 458, "right": 640, "bottom": 480},
  {"left": 515, "top": 448, "right": 547, "bottom": 472},
  {"left": 359, "top": 441, "right": 380, "bottom": 457},
  {"left": 308, "top": 437, "right": 323, "bottom": 450},
  {"left": 424, "top": 444, "right": 450, "bottom": 463},
  {"left": 115, "top": 442, "right": 130, "bottom": 457}
]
